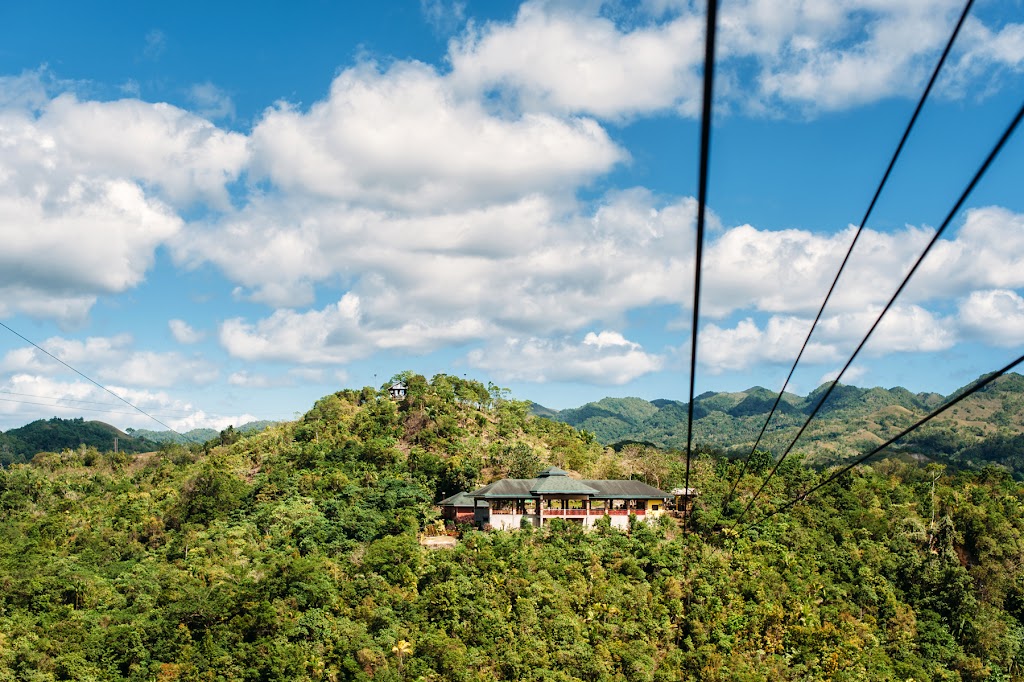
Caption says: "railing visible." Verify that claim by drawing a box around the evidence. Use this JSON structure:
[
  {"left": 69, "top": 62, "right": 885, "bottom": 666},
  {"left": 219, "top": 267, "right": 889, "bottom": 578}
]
[{"left": 537, "top": 508, "right": 645, "bottom": 516}]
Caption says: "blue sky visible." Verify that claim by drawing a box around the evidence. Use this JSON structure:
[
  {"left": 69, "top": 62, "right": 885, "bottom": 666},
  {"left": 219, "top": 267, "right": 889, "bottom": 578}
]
[{"left": 1, "top": 0, "right": 1022, "bottom": 432}]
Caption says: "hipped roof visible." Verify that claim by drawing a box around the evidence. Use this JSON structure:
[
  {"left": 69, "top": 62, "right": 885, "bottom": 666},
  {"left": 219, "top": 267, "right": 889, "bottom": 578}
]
[{"left": 459, "top": 469, "right": 669, "bottom": 501}]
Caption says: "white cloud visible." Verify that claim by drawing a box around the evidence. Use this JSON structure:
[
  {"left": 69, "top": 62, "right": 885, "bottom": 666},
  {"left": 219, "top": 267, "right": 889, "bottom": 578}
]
[
  {"left": 445, "top": 0, "right": 1023, "bottom": 119},
  {"left": 0, "top": 373, "right": 223, "bottom": 432},
  {"left": 699, "top": 304, "right": 955, "bottom": 374},
  {"left": 105, "top": 351, "right": 218, "bottom": 388},
  {"left": 1, "top": 335, "right": 217, "bottom": 388},
  {"left": 958, "top": 289, "right": 1024, "bottom": 347},
  {"left": 0, "top": 83, "right": 248, "bottom": 324},
  {"left": 219, "top": 294, "right": 367, "bottom": 364},
  {"left": 169, "top": 319, "right": 205, "bottom": 344},
  {"left": 467, "top": 331, "right": 664, "bottom": 385},
  {"left": 448, "top": 3, "right": 705, "bottom": 119},
  {"left": 0, "top": 335, "right": 133, "bottom": 374},
  {"left": 421, "top": 0, "right": 466, "bottom": 34},
  {"left": 40, "top": 94, "right": 248, "bottom": 208},
  {"left": 248, "top": 60, "right": 624, "bottom": 212},
  {"left": 228, "top": 371, "right": 275, "bottom": 388},
  {"left": 820, "top": 365, "right": 868, "bottom": 386},
  {"left": 218, "top": 292, "right": 497, "bottom": 363},
  {"left": 184, "top": 187, "right": 696, "bottom": 327},
  {"left": 699, "top": 316, "right": 838, "bottom": 373},
  {"left": 187, "top": 82, "right": 235, "bottom": 121}
]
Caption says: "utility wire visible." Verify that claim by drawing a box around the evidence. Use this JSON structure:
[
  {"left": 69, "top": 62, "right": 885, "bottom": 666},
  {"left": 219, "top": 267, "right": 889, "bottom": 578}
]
[
  {"left": 685, "top": 0, "right": 719, "bottom": 526},
  {"left": 0, "top": 396, "right": 192, "bottom": 420},
  {"left": 740, "top": 352, "right": 1024, "bottom": 533},
  {"left": 0, "top": 389, "right": 194, "bottom": 414},
  {"left": 723, "top": 0, "right": 977, "bottom": 509},
  {"left": 731, "top": 98, "right": 1024, "bottom": 530},
  {"left": 0, "top": 321, "right": 197, "bottom": 441}
]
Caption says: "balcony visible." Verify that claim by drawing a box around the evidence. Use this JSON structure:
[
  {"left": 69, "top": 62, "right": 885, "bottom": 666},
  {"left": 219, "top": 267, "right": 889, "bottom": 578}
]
[{"left": 538, "top": 508, "right": 645, "bottom": 516}]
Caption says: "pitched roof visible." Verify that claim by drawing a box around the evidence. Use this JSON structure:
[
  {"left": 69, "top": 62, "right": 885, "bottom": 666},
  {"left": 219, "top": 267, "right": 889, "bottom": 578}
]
[
  {"left": 464, "top": 475, "right": 669, "bottom": 500},
  {"left": 530, "top": 476, "right": 599, "bottom": 495},
  {"left": 438, "top": 491, "right": 476, "bottom": 507},
  {"left": 587, "top": 480, "right": 669, "bottom": 499}
]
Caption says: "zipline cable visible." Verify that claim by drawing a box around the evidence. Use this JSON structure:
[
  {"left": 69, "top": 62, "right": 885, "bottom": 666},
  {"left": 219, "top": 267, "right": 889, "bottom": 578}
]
[
  {"left": 740, "top": 352, "right": 1024, "bottom": 533},
  {"left": 0, "top": 388, "right": 195, "bottom": 414},
  {"left": 723, "top": 0, "right": 977, "bottom": 509},
  {"left": 731, "top": 98, "right": 1024, "bottom": 530},
  {"left": 0, "top": 321, "right": 199, "bottom": 442},
  {"left": 0, "top": 396, "right": 195, "bottom": 421},
  {"left": 684, "top": 0, "right": 720, "bottom": 526}
]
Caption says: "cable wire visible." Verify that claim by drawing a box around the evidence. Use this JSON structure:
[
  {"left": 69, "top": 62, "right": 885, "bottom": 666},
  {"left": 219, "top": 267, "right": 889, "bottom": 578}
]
[
  {"left": 723, "top": 0, "right": 977, "bottom": 509},
  {"left": 0, "top": 321, "right": 197, "bottom": 441},
  {"left": 731, "top": 98, "right": 1024, "bottom": 529},
  {"left": 684, "top": 0, "right": 720, "bottom": 526},
  {"left": 0, "top": 396, "right": 192, "bottom": 420},
  {"left": 740, "top": 352, "right": 1024, "bottom": 533},
  {"left": 0, "top": 389, "right": 195, "bottom": 414}
]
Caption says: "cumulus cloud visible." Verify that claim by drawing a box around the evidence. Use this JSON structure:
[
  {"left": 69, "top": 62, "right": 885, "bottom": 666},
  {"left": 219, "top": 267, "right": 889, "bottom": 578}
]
[
  {"left": 219, "top": 292, "right": 497, "bottom": 363},
  {"left": 228, "top": 371, "right": 276, "bottom": 388},
  {"left": 959, "top": 289, "right": 1024, "bottom": 347},
  {"left": 187, "top": 82, "right": 235, "bottom": 121},
  {"left": 0, "top": 78, "right": 247, "bottom": 323},
  {"left": 0, "top": 373, "right": 245, "bottom": 432},
  {"left": 467, "top": 331, "right": 664, "bottom": 385},
  {"left": 448, "top": 3, "right": 705, "bottom": 119},
  {"left": 169, "top": 319, "right": 205, "bottom": 344},
  {"left": 699, "top": 316, "right": 838, "bottom": 373},
  {"left": 446, "top": 0, "right": 1024, "bottom": 119},
  {"left": 248, "top": 60, "right": 624, "bottom": 212},
  {"left": 699, "top": 304, "right": 956, "bottom": 375},
  {"left": 192, "top": 189, "right": 697, "bottom": 349},
  {"left": 1, "top": 335, "right": 218, "bottom": 388}
]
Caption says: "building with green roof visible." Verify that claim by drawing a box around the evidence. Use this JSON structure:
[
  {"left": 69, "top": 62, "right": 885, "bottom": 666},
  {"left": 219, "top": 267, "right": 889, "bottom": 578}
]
[{"left": 443, "top": 466, "right": 670, "bottom": 530}]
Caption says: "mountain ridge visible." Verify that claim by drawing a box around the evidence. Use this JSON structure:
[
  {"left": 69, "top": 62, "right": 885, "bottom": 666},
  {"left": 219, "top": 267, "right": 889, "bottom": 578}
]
[{"left": 533, "top": 372, "right": 1024, "bottom": 475}]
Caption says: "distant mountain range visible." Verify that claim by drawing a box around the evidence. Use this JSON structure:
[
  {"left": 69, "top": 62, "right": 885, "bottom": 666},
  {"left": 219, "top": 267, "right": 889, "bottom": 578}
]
[
  {"left": 0, "top": 418, "right": 278, "bottom": 466},
  {"left": 4, "top": 374, "right": 1022, "bottom": 477},
  {"left": 532, "top": 373, "right": 1024, "bottom": 476}
]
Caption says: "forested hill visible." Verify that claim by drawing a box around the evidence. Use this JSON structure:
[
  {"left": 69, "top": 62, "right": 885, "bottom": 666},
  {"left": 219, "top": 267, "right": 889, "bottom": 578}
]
[
  {"left": 0, "top": 419, "right": 283, "bottom": 467},
  {"left": 0, "top": 417, "right": 160, "bottom": 466},
  {"left": 130, "top": 420, "right": 281, "bottom": 445},
  {"left": 539, "top": 373, "right": 1024, "bottom": 475},
  {"left": 0, "top": 372, "right": 1022, "bottom": 679}
]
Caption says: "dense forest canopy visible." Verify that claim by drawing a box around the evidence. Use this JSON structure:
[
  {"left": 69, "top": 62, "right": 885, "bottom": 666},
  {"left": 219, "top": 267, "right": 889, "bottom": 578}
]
[
  {"left": 542, "top": 373, "right": 1024, "bottom": 479},
  {"left": 0, "top": 417, "right": 160, "bottom": 467},
  {"left": 0, "top": 373, "right": 1021, "bottom": 680}
]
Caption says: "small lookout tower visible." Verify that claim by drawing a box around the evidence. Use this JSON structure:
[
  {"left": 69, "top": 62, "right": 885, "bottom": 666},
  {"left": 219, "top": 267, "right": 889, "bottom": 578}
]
[{"left": 388, "top": 381, "right": 408, "bottom": 400}]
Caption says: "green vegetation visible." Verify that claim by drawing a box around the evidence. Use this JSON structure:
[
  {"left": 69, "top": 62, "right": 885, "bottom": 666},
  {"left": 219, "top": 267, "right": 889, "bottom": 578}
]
[
  {"left": 0, "top": 373, "right": 1022, "bottom": 680},
  {"left": 0, "top": 418, "right": 160, "bottom": 467},
  {"left": 129, "top": 421, "right": 280, "bottom": 445},
  {"left": 541, "top": 373, "right": 1024, "bottom": 477}
]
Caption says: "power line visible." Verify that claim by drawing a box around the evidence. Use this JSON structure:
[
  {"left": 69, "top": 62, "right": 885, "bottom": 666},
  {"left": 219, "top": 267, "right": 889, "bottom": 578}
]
[
  {"left": 740, "top": 353, "right": 1024, "bottom": 533},
  {"left": 0, "top": 321, "right": 198, "bottom": 442},
  {"left": 0, "top": 389, "right": 195, "bottom": 414},
  {"left": 731, "top": 98, "right": 1024, "bottom": 529},
  {"left": 684, "top": 0, "right": 719, "bottom": 527},
  {"left": 0, "top": 396, "right": 194, "bottom": 420},
  {"left": 723, "top": 0, "right": 977, "bottom": 509}
]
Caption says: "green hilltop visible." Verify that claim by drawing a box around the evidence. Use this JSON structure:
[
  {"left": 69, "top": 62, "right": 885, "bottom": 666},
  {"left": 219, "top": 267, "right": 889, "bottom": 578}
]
[
  {"left": 0, "top": 372, "right": 1022, "bottom": 679},
  {"left": 538, "top": 373, "right": 1024, "bottom": 477}
]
